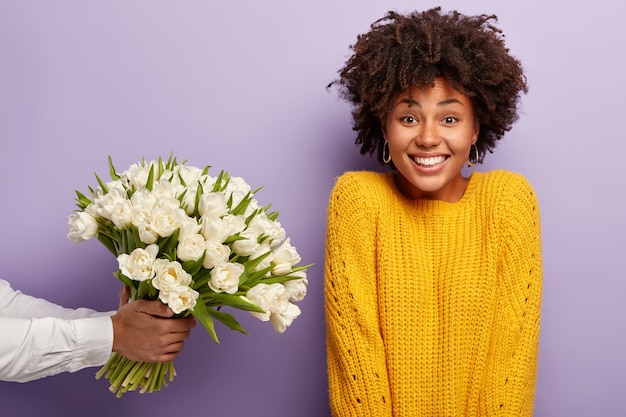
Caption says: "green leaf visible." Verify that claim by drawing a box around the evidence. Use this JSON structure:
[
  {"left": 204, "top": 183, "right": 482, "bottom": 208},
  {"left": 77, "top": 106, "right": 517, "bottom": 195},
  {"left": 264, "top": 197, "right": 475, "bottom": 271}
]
[
  {"left": 245, "top": 208, "right": 260, "bottom": 223},
  {"left": 240, "top": 251, "right": 272, "bottom": 282},
  {"left": 118, "top": 227, "right": 127, "bottom": 254},
  {"left": 193, "top": 182, "right": 204, "bottom": 217},
  {"left": 97, "top": 233, "right": 119, "bottom": 257},
  {"left": 248, "top": 251, "right": 272, "bottom": 269},
  {"left": 226, "top": 192, "right": 234, "bottom": 210},
  {"left": 182, "top": 252, "right": 206, "bottom": 276},
  {"left": 257, "top": 275, "right": 301, "bottom": 285},
  {"left": 223, "top": 233, "right": 247, "bottom": 245},
  {"left": 203, "top": 292, "right": 266, "bottom": 313},
  {"left": 191, "top": 268, "right": 213, "bottom": 289},
  {"left": 146, "top": 164, "right": 155, "bottom": 191},
  {"left": 207, "top": 308, "right": 248, "bottom": 334},
  {"left": 230, "top": 192, "right": 252, "bottom": 216},
  {"left": 158, "top": 229, "right": 180, "bottom": 257},
  {"left": 95, "top": 172, "right": 109, "bottom": 194},
  {"left": 192, "top": 301, "right": 219, "bottom": 343},
  {"left": 239, "top": 265, "right": 273, "bottom": 288},
  {"left": 211, "top": 170, "right": 223, "bottom": 192},
  {"left": 107, "top": 155, "right": 120, "bottom": 181},
  {"left": 125, "top": 227, "right": 143, "bottom": 252},
  {"left": 113, "top": 270, "right": 135, "bottom": 291},
  {"left": 291, "top": 263, "right": 314, "bottom": 273},
  {"left": 177, "top": 188, "right": 189, "bottom": 210},
  {"left": 212, "top": 170, "right": 229, "bottom": 192},
  {"left": 159, "top": 155, "right": 167, "bottom": 176},
  {"left": 175, "top": 160, "right": 187, "bottom": 186},
  {"left": 130, "top": 225, "right": 142, "bottom": 249},
  {"left": 136, "top": 280, "right": 157, "bottom": 301},
  {"left": 74, "top": 190, "right": 92, "bottom": 209}
]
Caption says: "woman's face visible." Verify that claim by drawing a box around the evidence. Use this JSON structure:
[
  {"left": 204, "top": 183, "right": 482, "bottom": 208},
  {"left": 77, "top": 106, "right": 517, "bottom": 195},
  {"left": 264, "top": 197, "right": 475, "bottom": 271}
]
[{"left": 382, "top": 77, "right": 479, "bottom": 202}]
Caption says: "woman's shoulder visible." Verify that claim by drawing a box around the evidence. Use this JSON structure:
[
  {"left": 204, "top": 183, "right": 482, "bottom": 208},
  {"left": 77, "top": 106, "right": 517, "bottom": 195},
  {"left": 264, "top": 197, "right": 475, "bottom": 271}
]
[
  {"left": 332, "top": 170, "right": 391, "bottom": 195},
  {"left": 473, "top": 169, "right": 540, "bottom": 215},
  {"left": 474, "top": 170, "right": 536, "bottom": 197},
  {"left": 329, "top": 171, "right": 392, "bottom": 211}
]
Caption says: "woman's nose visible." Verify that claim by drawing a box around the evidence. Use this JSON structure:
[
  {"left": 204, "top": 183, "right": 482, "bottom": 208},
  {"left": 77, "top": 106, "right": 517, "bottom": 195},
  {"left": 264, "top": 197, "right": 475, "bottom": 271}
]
[{"left": 415, "top": 122, "right": 440, "bottom": 147}]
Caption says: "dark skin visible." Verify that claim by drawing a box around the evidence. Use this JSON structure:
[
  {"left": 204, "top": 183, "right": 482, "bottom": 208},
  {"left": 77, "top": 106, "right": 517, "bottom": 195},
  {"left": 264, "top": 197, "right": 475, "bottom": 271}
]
[
  {"left": 111, "top": 286, "right": 196, "bottom": 363},
  {"left": 332, "top": 7, "right": 527, "bottom": 165}
]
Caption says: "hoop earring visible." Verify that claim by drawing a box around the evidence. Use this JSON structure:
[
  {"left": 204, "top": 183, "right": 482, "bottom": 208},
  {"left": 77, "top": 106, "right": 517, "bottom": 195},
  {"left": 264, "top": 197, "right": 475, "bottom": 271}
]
[
  {"left": 467, "top": 144, "right": 479, "bottom": 167},
  {"left": 382, "top": 140, "right": 392, "bottom": 164}
]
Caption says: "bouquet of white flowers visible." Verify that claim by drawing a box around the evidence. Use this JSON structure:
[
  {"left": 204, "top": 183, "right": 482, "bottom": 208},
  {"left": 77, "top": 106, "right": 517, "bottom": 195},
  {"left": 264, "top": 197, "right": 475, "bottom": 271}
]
[{"left": 67, "top": 155, "right": 311, "bottom": 397}]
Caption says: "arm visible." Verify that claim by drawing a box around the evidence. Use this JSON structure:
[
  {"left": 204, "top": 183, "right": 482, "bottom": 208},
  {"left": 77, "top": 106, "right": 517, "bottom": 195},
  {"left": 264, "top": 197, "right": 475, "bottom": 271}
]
[
  {"left": 324, "top": 175, "right": 392, "bottom": 417},
  {"left": 0, "top": 278, "right": 107, "bottom": 319},
  {"left": 483, "top": 176, "right": 542, "bottom": 416},
  {"left": 0, "top": 314, "right": 113, "bottom": 382},
  {"left": 0, "top": 282, "right": 195, "bottom": 382},
  {"left": 0, "top": 278, "right": 111, "bottom": 381}
]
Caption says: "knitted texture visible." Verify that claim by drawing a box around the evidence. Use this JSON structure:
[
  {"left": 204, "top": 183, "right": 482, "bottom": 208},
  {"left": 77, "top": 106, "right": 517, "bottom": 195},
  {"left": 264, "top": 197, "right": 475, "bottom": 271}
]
[{"left": 324, "top": 170, "right": 542, "bottom": 417}]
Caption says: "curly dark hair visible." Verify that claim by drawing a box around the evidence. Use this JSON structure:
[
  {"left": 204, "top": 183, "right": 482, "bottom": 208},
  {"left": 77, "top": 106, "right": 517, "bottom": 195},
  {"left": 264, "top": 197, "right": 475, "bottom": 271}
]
[{"left": 332, "top": 7, "right": 528, "bottom": 164}]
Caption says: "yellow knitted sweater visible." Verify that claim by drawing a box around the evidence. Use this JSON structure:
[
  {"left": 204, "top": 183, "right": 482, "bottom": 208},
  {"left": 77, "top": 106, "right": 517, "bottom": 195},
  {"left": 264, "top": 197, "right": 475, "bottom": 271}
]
[{"left": 324, "top": 170, "right": 542, "bottom": 417}]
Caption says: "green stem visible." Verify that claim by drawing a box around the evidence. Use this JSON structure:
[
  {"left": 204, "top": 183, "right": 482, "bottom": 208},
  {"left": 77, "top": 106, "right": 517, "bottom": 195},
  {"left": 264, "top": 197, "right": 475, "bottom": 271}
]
[{"left": 94, "top": 353, "right": 178, "bottom": 396}]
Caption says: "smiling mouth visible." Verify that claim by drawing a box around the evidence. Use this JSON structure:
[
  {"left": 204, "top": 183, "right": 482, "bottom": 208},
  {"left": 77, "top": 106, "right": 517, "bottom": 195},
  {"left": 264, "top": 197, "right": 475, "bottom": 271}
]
[{"left": 412, "top": 155, "right": 448, "bottom": 167}]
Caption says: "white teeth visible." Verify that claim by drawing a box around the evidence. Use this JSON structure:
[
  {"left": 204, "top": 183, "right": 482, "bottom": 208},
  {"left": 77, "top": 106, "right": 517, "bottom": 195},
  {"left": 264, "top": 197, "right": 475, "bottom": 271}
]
[{"left": 413, "top": 155, "right": 447, "bottom": 166}]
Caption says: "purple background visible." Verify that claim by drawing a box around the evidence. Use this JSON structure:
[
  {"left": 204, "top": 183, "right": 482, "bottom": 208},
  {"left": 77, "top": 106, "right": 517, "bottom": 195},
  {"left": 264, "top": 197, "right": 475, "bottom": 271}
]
[{"left": 1, "top": 1, "right": 624, "bottom": 416}]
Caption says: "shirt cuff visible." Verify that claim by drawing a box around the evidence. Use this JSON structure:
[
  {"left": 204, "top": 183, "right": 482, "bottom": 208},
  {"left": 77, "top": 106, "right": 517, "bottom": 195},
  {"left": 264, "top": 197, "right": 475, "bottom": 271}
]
[{"left": 72, "top": 315, "right": 114, "bottom": 369}]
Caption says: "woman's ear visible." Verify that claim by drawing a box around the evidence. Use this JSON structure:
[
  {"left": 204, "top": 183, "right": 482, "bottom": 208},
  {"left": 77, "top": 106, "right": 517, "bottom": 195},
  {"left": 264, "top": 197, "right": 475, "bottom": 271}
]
[
  {"left": 472, "top": 121, "right": 480, "bottom": 144},
  {"left": 380, "top": 117, "right": 388, "bottom": 141}
]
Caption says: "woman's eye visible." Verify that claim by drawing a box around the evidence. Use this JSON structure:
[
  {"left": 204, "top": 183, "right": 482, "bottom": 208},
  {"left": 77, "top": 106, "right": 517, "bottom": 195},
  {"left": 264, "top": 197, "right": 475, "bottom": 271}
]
[
  {"left": 401, "top": 116, "right": 417, "bottom": 124},
  {"left": 442, "top": 116, "right": 457, "bottom": 124}
]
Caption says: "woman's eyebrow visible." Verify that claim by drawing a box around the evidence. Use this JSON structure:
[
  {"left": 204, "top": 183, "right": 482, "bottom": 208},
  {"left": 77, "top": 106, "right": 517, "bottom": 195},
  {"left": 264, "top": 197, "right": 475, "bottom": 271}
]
[
  {"left": 438, "top": 98, "right": 465, "bottom": 107},
  {"left": 399, "top": 98, "right": 420, "bottom": 107},
  {"left": 398, "top": 97, "right": 465, "bottom": 107}
]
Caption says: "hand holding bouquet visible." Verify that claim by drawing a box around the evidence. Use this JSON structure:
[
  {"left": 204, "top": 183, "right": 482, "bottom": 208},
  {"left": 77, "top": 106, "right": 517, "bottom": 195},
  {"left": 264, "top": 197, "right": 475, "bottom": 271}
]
[{"left": 67, "top": 155, "right": 311, "bottom": 397}]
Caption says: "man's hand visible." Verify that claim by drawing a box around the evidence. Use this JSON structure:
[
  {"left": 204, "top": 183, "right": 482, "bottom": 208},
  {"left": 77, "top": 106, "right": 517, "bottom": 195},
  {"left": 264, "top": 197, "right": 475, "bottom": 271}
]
[{"left": 110, "top": 286, "right": 196, "bottom": 362}]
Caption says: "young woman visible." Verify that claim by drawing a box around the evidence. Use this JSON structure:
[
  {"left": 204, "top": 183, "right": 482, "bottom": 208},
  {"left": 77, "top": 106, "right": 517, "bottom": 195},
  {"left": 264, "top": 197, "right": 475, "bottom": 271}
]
[{"left": 324, "top": 8, "right": 542, "bottom": 416}]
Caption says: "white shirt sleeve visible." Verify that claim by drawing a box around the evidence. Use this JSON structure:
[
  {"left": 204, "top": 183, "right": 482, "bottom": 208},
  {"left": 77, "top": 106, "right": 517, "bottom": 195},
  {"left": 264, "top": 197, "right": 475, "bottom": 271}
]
[{"left": 0, "top": 279, "right": 115, "bottom": 382}]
